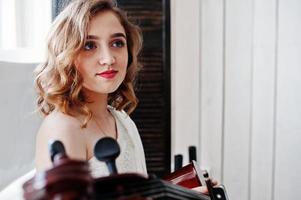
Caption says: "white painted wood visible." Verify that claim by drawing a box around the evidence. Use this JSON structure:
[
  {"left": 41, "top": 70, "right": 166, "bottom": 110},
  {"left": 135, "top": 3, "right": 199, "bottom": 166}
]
[
  {"left": 274, "top": 0, "right": 301, "bottom": 199},
  {"left": 199, "top": 0, "right": 224, "bottom": 181},
  {"left": 172, "top": 0, "right": 301, "bottom": 199},
  {"left": 170, "top": 0, "right": 201, "bottom": 166},
  {"left": 250, "top": 0, "right": 277, "bottom": 200},
  {"left": 223, "top": 0, "right": 253, "bottom": 199}
]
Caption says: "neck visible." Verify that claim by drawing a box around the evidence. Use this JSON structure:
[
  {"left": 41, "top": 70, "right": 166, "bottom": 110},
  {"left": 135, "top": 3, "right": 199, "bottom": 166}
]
[{"left": 84, "top": 89, "right": 110, "bottom": 119}]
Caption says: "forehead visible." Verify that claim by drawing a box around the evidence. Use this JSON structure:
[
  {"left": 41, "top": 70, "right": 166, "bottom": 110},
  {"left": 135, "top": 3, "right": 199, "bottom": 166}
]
[{"left": 88, "top": 11, "right": 125, "bottom": 36}]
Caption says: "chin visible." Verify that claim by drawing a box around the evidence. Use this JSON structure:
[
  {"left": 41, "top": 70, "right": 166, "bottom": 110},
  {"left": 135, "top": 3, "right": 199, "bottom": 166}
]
[
  {"left": 97, "top": 85, "right": 121, "bottom": 94},
  {"left": 82, "top": 87, "right": 116, "bottom": 97},
  {"left": 84, "top": 81, "right": 122, "bottom": 94}
]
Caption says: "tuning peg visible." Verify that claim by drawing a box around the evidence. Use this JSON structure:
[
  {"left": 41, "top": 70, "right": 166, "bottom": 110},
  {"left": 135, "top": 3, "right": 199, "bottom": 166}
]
[
  {"left": 94, "top": 137, "right": 120, "bottom": 175},
  {"left": 49, "top": 140, "right": 66, "bottom": 163},
  {"left": 174, "top": 154, "right": 183, "bottom": 171},
  {"left": 188, "top": 146, "right": 197, "bottom": 162}
]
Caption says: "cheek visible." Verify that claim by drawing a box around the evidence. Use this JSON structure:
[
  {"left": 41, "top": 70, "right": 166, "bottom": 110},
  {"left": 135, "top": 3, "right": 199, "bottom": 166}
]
[
  {"left": 121, "top": 51, "right": 129, "bottom": 69},
  {"left": 121, "top": 56, "right": 128, "bottom": 75},
  {"left": 116, "top": 50, "right": 128, "bottom": 72}
]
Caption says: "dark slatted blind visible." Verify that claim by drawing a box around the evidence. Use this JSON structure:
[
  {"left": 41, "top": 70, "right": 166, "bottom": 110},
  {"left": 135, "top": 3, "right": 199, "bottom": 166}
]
[
  {"left": 52, "top": 0, "right": 171, "bottom": 177},
  {"left": 117, "top": 0, "right": 171, "bottom": 177}
]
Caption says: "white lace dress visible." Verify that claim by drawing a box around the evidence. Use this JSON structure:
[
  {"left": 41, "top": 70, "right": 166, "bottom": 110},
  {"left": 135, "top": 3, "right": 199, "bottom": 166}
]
[
  {"left": 89, "top": 106, "right": 147, "bottom": 177},
  {"left": 0, "top": 107, "right": 147, "bottom": 199}
]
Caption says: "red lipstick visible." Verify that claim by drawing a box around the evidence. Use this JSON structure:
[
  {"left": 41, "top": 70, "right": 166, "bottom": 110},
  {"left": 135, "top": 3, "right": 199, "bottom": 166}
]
[{"left": 96, "top": 70, "right": 118, "bottom": 79}]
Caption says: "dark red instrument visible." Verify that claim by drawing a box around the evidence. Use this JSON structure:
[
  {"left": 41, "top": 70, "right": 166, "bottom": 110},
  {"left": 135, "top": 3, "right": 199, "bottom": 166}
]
[
  {"left": 164, "top": 161, "right": 206, "bottom": 189},
  {"left": 163, "top": 161, "right": 229, "bottom": 200},
  {"left": 23, "top": 138, "right": 227, "bottom": 200}
]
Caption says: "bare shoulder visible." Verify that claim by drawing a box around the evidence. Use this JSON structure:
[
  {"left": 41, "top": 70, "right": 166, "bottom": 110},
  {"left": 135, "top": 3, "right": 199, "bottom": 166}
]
[
  {"left": 35, "top": 111, "right": 87, "bottom": 171},
  {"left": 38, "top": 111, "right": 83, "bottom": 136}
]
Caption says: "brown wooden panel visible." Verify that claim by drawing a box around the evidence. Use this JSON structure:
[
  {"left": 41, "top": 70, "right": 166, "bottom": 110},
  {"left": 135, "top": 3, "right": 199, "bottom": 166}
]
[{"left": 118, "top": 0, "right": 171, "bottom": 177}]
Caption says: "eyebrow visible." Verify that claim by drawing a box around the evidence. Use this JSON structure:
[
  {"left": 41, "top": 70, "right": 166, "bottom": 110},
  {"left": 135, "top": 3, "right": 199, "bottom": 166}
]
[{"left": 87, "top": 33, "right": 127, "bottom": 40}]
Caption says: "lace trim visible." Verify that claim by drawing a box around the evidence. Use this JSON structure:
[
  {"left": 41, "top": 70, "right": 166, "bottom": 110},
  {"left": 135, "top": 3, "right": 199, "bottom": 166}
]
[{"left": 89, "top": 109, "right": 138, "bottom": 178}]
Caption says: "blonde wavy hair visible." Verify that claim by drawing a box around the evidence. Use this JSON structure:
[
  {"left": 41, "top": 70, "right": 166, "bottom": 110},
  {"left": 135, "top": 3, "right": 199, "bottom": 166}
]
[{"left": 35, "top": 0, "right": 143, "bottom": 127}]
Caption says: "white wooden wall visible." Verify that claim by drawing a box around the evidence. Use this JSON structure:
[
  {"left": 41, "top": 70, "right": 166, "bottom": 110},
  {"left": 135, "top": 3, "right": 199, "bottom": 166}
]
[{"left": 171, "top": 0, "right": 301, "bottom": 200}]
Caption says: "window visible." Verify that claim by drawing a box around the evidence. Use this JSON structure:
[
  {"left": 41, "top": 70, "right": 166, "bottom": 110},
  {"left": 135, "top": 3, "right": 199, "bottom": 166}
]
[{"left": 0, "top": 0, "right": 51, "bottom": 62}]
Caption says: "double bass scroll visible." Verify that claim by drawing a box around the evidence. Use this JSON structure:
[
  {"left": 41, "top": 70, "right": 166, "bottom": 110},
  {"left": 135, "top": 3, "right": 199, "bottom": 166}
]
[{"left": 164, "top": 161, "right": 229, "bottom": 200}]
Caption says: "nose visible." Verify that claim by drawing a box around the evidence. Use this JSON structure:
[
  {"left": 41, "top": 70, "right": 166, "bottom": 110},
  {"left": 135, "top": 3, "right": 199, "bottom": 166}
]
[{"left": 98, "top": 46, "right": 115, "bottom": 66}]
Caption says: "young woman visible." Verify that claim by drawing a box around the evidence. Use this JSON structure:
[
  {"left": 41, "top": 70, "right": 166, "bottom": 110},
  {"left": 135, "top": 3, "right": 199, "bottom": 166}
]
[
  {"left": 34, "top": 0, "right": 214, "bottom": 193},
  {"left": 34, "top": 0, "right": 147, "bottom": 177}
]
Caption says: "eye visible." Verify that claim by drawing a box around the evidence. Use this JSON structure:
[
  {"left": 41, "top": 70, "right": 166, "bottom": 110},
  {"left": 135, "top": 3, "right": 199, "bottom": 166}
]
[
  {"left": 83, "top": 41, "right": 97, "bottom": 50},
  {"left": 111, "top": 40, "right": 126, "bottom": 48}
]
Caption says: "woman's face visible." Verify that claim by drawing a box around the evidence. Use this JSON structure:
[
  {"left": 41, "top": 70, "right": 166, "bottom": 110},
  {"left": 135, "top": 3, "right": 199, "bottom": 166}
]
[{"left": 75, "top": 11, "right": 128, "bottom": 95}]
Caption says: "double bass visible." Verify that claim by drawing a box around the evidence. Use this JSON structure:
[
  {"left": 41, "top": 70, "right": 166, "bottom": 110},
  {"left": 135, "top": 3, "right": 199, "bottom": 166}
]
[{"left": 23, "top": 138, "right": 229, "bottom": 200}]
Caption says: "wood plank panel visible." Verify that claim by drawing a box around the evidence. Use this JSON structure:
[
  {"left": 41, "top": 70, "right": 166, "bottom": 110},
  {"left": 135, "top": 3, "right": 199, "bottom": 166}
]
[
  {"left": 274, "top": 0, "right": 301, "bottom": 199},
  {"left": 118, "top": 0, "right": 171, "bottom": 177},
  {"left": 250, "top": 0, "right": 277, "bottom": 200},
  {"left": 171, "top": 0, "right": 201, "bottom": 165},
  {"left": 223, "top": 0, "right": 253, "bottom": 199},
  {"left": 199, "top": 0, "right": 224, "bottom": 181}
]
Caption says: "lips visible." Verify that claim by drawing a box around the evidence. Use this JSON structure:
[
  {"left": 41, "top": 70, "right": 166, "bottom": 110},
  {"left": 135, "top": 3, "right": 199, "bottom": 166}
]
[{"left": 96, "top": 70, "right": 118, "bottom": 79}]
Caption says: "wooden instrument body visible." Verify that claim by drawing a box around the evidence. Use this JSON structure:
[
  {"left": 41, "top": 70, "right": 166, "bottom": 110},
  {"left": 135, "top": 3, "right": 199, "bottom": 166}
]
[
  {"left": 23, "top": 156, "right": 210, "bottom": 200},
  {"left": 163, "top": 161, "right": 205, "bottom": 189},
  {"left": 23, "top": 139, "right": 228, "bottom": 200}
]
